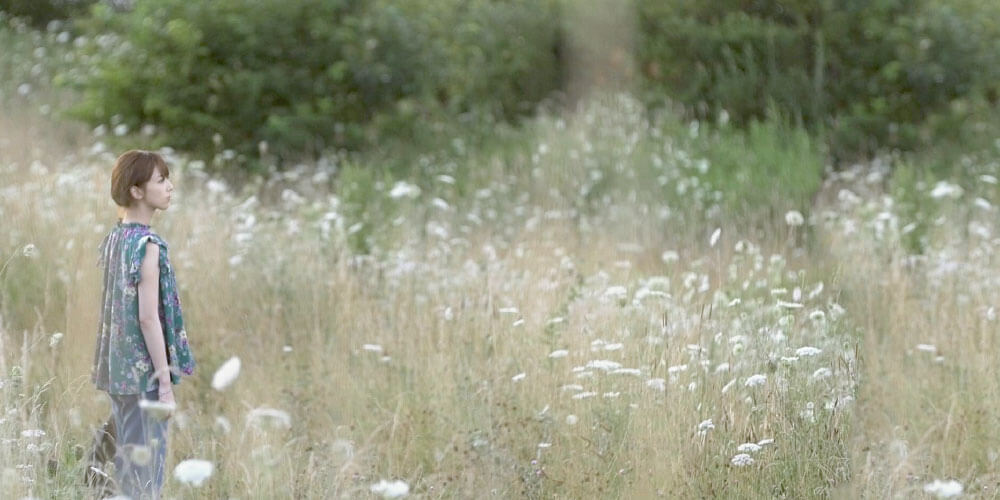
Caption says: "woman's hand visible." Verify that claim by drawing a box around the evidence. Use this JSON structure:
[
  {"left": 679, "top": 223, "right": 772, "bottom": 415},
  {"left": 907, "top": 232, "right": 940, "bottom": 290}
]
[{"left": 158, "top": 384, "right": 176, "bottom": 409}]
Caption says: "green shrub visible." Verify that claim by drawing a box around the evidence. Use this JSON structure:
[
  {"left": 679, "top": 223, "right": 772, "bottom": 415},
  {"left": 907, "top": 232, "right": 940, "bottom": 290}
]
[
  {"left": 637, "top": 0, "right": 1000, "bottom": 159},
  {"left": 64, "top": 0, "right": 562, "bottom": 168},
  {"left": 0, "top": 0, "right": 96, "bottom": 27}
]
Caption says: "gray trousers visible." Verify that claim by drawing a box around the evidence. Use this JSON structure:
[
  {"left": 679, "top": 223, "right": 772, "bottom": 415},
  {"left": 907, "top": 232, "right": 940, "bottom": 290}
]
[{"left": 108, "top": 389, "right": 168, "bottom": 500}]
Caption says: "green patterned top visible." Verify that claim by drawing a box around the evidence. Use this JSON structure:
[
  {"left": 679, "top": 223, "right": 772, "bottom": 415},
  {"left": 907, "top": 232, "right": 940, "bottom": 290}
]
[{"left": 92, "top": 221, "right": 196, "bottom": 394}]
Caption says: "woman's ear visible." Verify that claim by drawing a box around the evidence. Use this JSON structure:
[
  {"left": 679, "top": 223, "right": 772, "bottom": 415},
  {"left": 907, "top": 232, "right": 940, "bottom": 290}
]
[{"left": 129, "top": 185, "right": 144, "bottom": 201}]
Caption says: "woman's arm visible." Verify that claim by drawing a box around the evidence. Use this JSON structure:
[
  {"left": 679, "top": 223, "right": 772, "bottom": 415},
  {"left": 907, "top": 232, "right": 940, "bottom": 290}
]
[{"left": 137, "top": 241, "right": 174, "bottom": 404}]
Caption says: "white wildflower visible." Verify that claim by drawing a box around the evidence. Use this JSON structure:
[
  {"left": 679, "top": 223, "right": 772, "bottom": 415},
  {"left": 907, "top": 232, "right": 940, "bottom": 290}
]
[
  {"left": 21, "top": 243, "right": 39, "bottom": 259},
  {"left": 603, "top": 286, "right": 627, "bottom": 300},
  {"left": 362, "top": 344, "right": 384, "bottom": 353},
  {"left": 571, "top": 391, "right": 597, "bottom": 400},
  {"left": 929, "top": 181, "right": 963, "bottom": 199},
  {"left": 744, "top": 374, "right": 767, "bottom": 388},
  {"left": 709, "top": 228, "right": 721, "bottom": 248},
  {"left": 923, "top": 479, "right": 963, "bottom": 498},
  {"left": 737, "top": 442, "right": 762, "bottom": 453},
  {"left": 586, "top": 360, "right": 622, "bottom": 372},
  {"left": 646, "top": 378, "right": 666, "bottom": 391},
  {"left": 388, "top": 181, "right": 420, "bottom": 199},
  {"left": 138, "top": 400, "right": 175, "bottom": 421},
  {"left": 784, "top": 210, "right": 805, "bottom": 226},
  {"left": 49, "top": 332, "right": 63, "bottom": 348},
  {"left": 511, "top": 373, "right": 526, "bottom": 382},
  {"left": 731, "top": 453, "right": 754, "bottom": 467},
  {"left": 697, "top": 419, "right": 714, "bottom": 435},
  {"left": 130, "top": 445, "right": 152, "bottom": 466},
  {"left": 795, "top": 346, "right": 822, "bottom": 357},
  {"left": 757, "top": 438, "right": 774, "bottom": 446},
  {"left": 661, "top": 250, "right": 679, "bottom": 263},
  {"left": 20, "top": 429, "right": 45, "bottom": 439},
  {"left": 370, "top": 479, "right": 410, "bottom": 498},
  {"left": 210, "top": 356, "right": 241, "bottom": 391},
  {"left": 173, "top": 459, "right": 214, "bottom": 487},
  {"left": 565, "top": 414, "right": 578, "bottom": 425},
  {"left": 915, "top": 344, "right": 937, "bottom": 353},
  {"left": 548, "top": 349, "right": 569, "bottom": 358},
  {"left": 246, "top": 407, "right": 292, "bottom": 430}
]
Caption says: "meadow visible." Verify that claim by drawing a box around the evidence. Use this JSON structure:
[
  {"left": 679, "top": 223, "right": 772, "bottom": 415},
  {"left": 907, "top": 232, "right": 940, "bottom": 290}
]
[{"left": 3, "top": 15, "right": 1000, "bottom": 500}]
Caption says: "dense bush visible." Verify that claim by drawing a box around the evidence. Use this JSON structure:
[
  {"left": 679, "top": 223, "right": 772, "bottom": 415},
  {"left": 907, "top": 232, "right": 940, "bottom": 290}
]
[
  {"left": 63, "top": 0, "right": 562, "bottom": 168},
  {"left": 637, "top": 0, "right": 1000, "bottom": 159},
  {"left": 0, "top": 0, "right": 96, "bottom": 27}
]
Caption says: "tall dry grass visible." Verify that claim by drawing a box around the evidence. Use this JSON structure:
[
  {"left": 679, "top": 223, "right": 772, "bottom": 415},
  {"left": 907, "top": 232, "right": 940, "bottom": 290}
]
[{"left": 2, "top": 95, "right": 995, "bottom": 499}]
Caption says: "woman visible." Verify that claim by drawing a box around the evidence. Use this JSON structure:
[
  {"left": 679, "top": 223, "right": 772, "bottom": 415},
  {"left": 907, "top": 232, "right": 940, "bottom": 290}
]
[{"left": 86, "top": 150, "right": 196, "bottom": 499}]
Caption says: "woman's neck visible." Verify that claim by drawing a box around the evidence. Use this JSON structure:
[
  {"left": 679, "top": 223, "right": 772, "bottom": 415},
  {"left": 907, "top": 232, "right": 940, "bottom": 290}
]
[{"left": 122, "top": 206, "right": 155, "bottom": 226}]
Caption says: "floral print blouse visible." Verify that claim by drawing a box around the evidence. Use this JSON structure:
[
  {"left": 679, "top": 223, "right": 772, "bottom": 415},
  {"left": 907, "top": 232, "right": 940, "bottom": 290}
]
[{"left": 92, "top": 221, "right": 196, "bottom": 394}]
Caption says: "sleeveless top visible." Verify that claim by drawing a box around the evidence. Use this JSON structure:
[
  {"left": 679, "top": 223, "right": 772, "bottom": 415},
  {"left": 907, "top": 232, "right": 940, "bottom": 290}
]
[{"left": 92, "top": 221, "right": 196, "bottom": 394}]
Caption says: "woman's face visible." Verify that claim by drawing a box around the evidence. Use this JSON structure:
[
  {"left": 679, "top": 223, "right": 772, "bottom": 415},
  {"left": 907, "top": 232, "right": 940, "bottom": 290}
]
[{"left": 138, "top": 167, "right": 174, "bottom": 210}]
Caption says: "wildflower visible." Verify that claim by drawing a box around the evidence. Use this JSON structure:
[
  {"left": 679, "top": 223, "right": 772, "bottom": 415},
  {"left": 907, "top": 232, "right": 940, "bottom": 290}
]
[
  {"left": 800, "top": 402, "right": 815, "bottom": 423},
  {"left": 499, "top": 307, "right": 519, "bottom": 314},
  {"left": 730, "top": 454, "right": 754, "bottom": 467},
  {"left": 571, "top": 392, "right": 597, "bottom": 400},
  {"left": 565, "top": 414, "right": 578, "bottom": 425},
  {"left": 362, "top": 344, "right": 384, "bottom": 353},
  {"left": 586, "top": 360, "right": 622, "bottom": 372},
  {"left": 661, "top": 250, "right": 679, "bottom": 263},
  {"left": 929, "top": 181, "right": 963, "bottom": 199},
  {"left": 388, "top": 181, "right": 420, "bottom": 199},
  {"left": 511, "top": 373, "right": 526, "bottom": 382},
  {"left": 21, "top": 243, "right": 38, "bottom": 259},
  {"left": 757, "top": 438, "right": 774, "bottom": 446},
  {"left": 210, "top": 356, "right": 241, "bottom": 391},
  {"left": 20, "top": 429, "right": 45, "bottom": 438},
  {"left": 916, "top": 344, "right": 937, "bottom": 353},
  {"left": 667, "top": 364, "right": 688, "bottom": 375},
  {"left": 246, "top": 407, "right": 292, "bottom": 430},
  {"left": 173, "top": 459, "right": 213, "bottom": 487},
  {"left": 737, "top": 443, "right": 761, "bottom": 453},
  {"left": 138, "top": 400, "right": 176, "bottom": 421},
  {"left": 721, "top": 378, "right": 737, "bottom": 393},
  {"left": 48, "top": 332, "right": 63, "bottom": 348},
  {"left": 538, "top": 442, "right": 552, "bottom": 448},
  {"left": 130, "top": 445, "right": 151, "bottom": 466},
  {"left": 611, "top": 368, "right": 641, "bottom": 376},
  {"left": 697, "top": 419, "right": 714, "bottom": 435},
  {"left": 214, "top": 416, "right": 231, "bottom": 434},
  {"left": 709, "top": 228, "right": 721, "bottom": 248},
  {"left": 812, "top": 367, "right": 832, "bottom": 380},
  {"left": 777, "top": 300, "right": 803, "bottom": 309},
  {"left": 784, "top": 210, "right": 805, "bottom": 226},
  {"left": 744, "top": 374, "right": 767, "bottom": 388},
  {"left": 795, "top": 346, "right": 822, "bottom": 357},
  {"left": 923, "top": 479, "right": 962, "bottom": 498},
  {"left": 603, "top": 286, "right": 627, "bottom": 300},
  {"left": 370, "top": 479, "right": 410, "bottom": 498},
  {"left": 548, "top": 349, "right": 569, "bottom": 359},
  {"left": 646, "top": 378, "right": 666, "bottom": 391}
]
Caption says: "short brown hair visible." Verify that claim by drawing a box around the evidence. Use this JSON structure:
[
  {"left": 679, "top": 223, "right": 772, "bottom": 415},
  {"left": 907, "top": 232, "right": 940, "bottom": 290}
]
[{"left": 110, "top": 150, "right": 170, "bottom": 207}]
